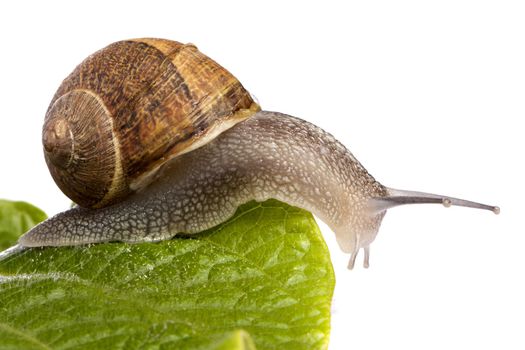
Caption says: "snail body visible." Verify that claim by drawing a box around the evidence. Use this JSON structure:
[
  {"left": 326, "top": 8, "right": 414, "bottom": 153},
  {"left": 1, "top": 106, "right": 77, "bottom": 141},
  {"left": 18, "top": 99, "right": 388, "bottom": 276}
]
[
  {"left": 21, "top": 111, "right": 388, "bottom": 267},
  {"left": 20, "top": 39, "right": 499, "bottom": 269}
]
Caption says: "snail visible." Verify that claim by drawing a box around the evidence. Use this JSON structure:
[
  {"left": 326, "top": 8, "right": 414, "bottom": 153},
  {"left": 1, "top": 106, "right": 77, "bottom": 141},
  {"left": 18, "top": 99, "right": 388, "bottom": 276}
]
[{"left": 18, "top": 38, "right": 499, "bottom": 269}]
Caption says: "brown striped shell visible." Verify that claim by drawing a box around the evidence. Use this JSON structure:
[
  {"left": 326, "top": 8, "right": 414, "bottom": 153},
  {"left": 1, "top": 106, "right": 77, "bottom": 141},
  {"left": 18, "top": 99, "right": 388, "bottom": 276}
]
[{"left": 43, "top": 38, "right": 260, "bottom": 208}]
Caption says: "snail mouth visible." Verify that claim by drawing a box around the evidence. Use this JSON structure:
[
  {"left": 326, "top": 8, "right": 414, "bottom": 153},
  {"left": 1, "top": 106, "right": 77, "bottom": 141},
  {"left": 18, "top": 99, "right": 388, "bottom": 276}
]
[{"left": 43, "top": 117, "right": 74, "bottom": 169}]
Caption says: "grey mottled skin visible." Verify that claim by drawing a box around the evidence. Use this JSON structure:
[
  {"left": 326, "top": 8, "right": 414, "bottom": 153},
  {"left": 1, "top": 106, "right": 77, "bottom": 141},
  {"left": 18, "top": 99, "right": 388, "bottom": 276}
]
[{"left": 20, "top": 111, "right": 388, "bottom": 266}]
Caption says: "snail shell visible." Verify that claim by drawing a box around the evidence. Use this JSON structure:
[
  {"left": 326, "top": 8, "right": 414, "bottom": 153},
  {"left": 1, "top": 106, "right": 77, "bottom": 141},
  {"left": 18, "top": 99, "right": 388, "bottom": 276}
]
[{"left": 43, "top": 38, "right": 260, "bottom": 208}]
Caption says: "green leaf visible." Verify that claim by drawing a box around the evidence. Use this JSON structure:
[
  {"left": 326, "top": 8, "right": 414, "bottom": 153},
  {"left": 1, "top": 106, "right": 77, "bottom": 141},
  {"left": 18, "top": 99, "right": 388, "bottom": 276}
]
[
  {"left": 0, "top": 199, "right": 47, "bottom": 250},
  {"left": 211, "top": 330, "right": 256, "bottom": 350},
  {"left": 0, "top": 200, "right": 335, "bottom": 349}
]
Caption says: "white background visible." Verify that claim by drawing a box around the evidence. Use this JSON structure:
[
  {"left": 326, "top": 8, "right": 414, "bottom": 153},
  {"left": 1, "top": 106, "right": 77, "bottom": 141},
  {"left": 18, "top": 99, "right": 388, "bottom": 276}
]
[{"left": 0, "top": 1, "right": 523, "bottom": 349}]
